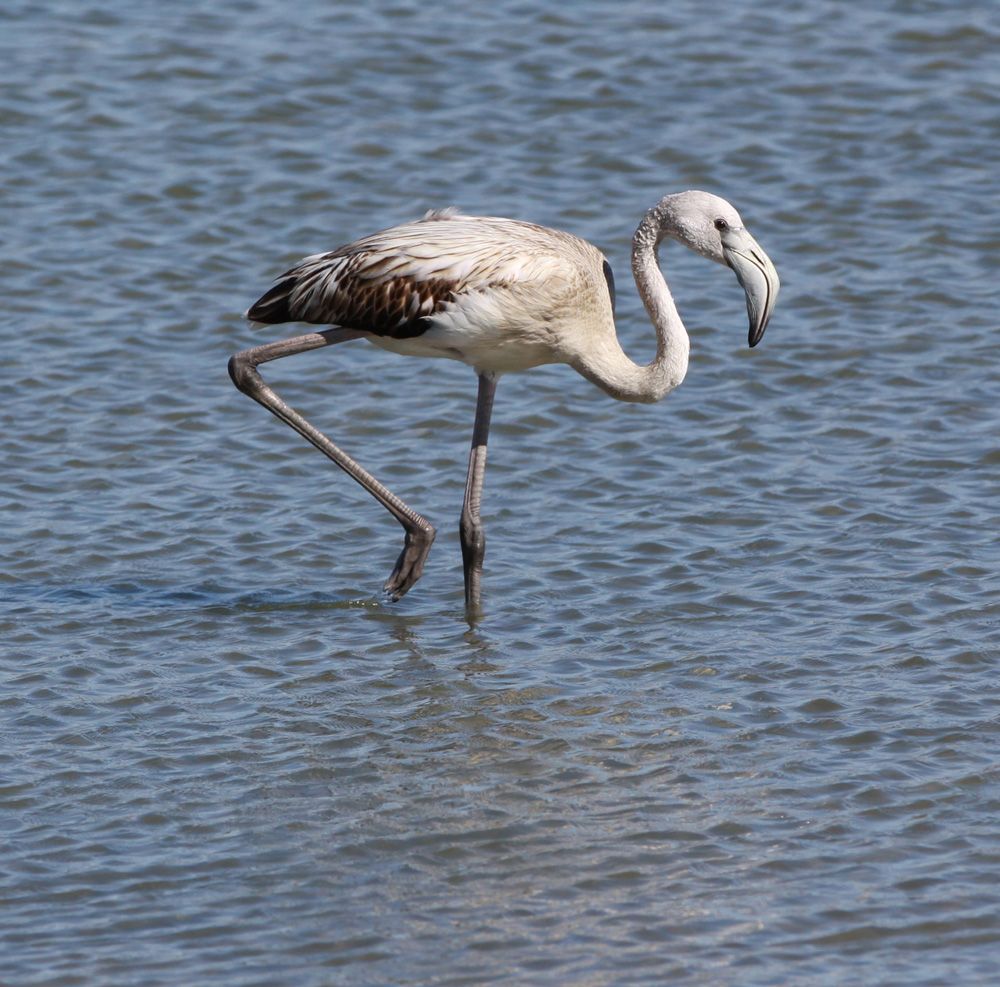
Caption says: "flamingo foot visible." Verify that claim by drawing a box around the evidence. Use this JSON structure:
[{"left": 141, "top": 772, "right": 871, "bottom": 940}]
[{"left": 382, "top": 523, "right": 436, "bottom": 601}]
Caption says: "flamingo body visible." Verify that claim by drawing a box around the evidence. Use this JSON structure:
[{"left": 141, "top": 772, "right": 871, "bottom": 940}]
[{"left": 248, "top": 211, "right": 615, "bottom": 375}]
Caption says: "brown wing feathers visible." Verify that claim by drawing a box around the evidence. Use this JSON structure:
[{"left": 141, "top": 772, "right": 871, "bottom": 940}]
[{"left": 247, "top": 251, "right": 460, "bottom": 340}]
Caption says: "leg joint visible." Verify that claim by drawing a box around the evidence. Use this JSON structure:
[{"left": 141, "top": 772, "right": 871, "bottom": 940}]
[
  {"left": 228, "top": 348, "right": 261, "bottom": 394},
  {"left": 459, "top": 513, "right": 486, "bottom": 559}
]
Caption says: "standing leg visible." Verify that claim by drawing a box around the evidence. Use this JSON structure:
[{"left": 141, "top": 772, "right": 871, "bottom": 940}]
[
  {"left": 228, "top": 329, "right": 436, "bottom": 600},
  {"left": 459, "top": 372, "right": 498, "bottom": 612}
]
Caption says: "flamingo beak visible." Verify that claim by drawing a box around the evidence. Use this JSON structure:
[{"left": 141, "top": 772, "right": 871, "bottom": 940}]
[{"left": 722, "top": 227, "right": 779, "bottom": 347}]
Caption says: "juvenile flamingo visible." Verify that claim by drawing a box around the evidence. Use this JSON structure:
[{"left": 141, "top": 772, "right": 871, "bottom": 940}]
[{"left": 228, "top": 190, "right": 779, "bottom": 610}]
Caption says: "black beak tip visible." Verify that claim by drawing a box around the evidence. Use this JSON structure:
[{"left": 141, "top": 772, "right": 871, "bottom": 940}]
[{"left": 748, "top": 319, "right": 769, "bottom": 348}]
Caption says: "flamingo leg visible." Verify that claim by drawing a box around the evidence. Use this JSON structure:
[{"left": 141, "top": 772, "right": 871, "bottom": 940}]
[
  {"left": 228, "top": 329, "right": 436, "bottom": 600},
  {"left": 460, "top": 372, "right": 498, "bottom": 612}
]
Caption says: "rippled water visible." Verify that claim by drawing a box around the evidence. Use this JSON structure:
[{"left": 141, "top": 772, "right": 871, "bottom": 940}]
[{"left": 3, "top": 1, "right": 999, "bottom": 983}]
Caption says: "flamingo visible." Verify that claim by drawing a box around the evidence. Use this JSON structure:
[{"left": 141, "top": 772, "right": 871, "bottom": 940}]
[{"left": 228, "top": 190, "right": 779, "bottom": 610}]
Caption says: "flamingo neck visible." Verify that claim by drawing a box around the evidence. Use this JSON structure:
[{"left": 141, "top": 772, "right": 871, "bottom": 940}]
[{"left": 574, "top": 207, "right": 690, "bottom": 404}]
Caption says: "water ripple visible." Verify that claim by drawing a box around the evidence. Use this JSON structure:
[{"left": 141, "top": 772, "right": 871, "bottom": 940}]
[{"left": 3, "top": 0, "right": 1000, "bottom": 984}]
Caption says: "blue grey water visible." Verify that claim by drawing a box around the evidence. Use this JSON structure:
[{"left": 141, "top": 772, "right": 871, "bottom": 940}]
[{"left": 2, "top": 0, "right": 999, "bottom": 983}]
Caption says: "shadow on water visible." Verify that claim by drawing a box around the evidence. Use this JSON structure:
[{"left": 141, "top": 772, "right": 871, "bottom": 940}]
[
  {"left": 0, "top": 576, "right": 509, "bottom": 667},
  {"left": 0, "top": 578, "right": 376, "bottom": 614}
]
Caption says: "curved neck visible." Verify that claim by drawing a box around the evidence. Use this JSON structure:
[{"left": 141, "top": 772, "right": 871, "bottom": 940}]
[{"left": 573, "top": 207, "right": 690, "bottom": 404}]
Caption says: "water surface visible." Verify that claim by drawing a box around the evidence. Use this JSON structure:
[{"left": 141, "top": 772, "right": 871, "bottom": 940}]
[{"left": 2, "top": 1, "right": 999, "bottom": 983}]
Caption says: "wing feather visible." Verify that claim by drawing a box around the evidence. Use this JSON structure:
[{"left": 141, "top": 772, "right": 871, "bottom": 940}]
[{"left": 246, "top": 211, "right": 602, "bottom": 339}]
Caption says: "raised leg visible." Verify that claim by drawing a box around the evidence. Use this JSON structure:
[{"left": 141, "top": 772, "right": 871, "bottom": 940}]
[
  {"left": 228, "top": 329, "right": 436, "bottom": 600},
  {"left": 460, "top": 372, "right": 498, "bottom": 612}
]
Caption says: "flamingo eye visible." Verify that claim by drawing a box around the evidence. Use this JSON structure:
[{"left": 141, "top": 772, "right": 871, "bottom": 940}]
[{"left": 714, "top": 217, "right": 729, "bottom": 231}]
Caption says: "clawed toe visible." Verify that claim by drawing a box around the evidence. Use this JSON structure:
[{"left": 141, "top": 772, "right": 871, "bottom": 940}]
[{"left": 382, "top": 524, "right": 436, "bottom": 601}]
